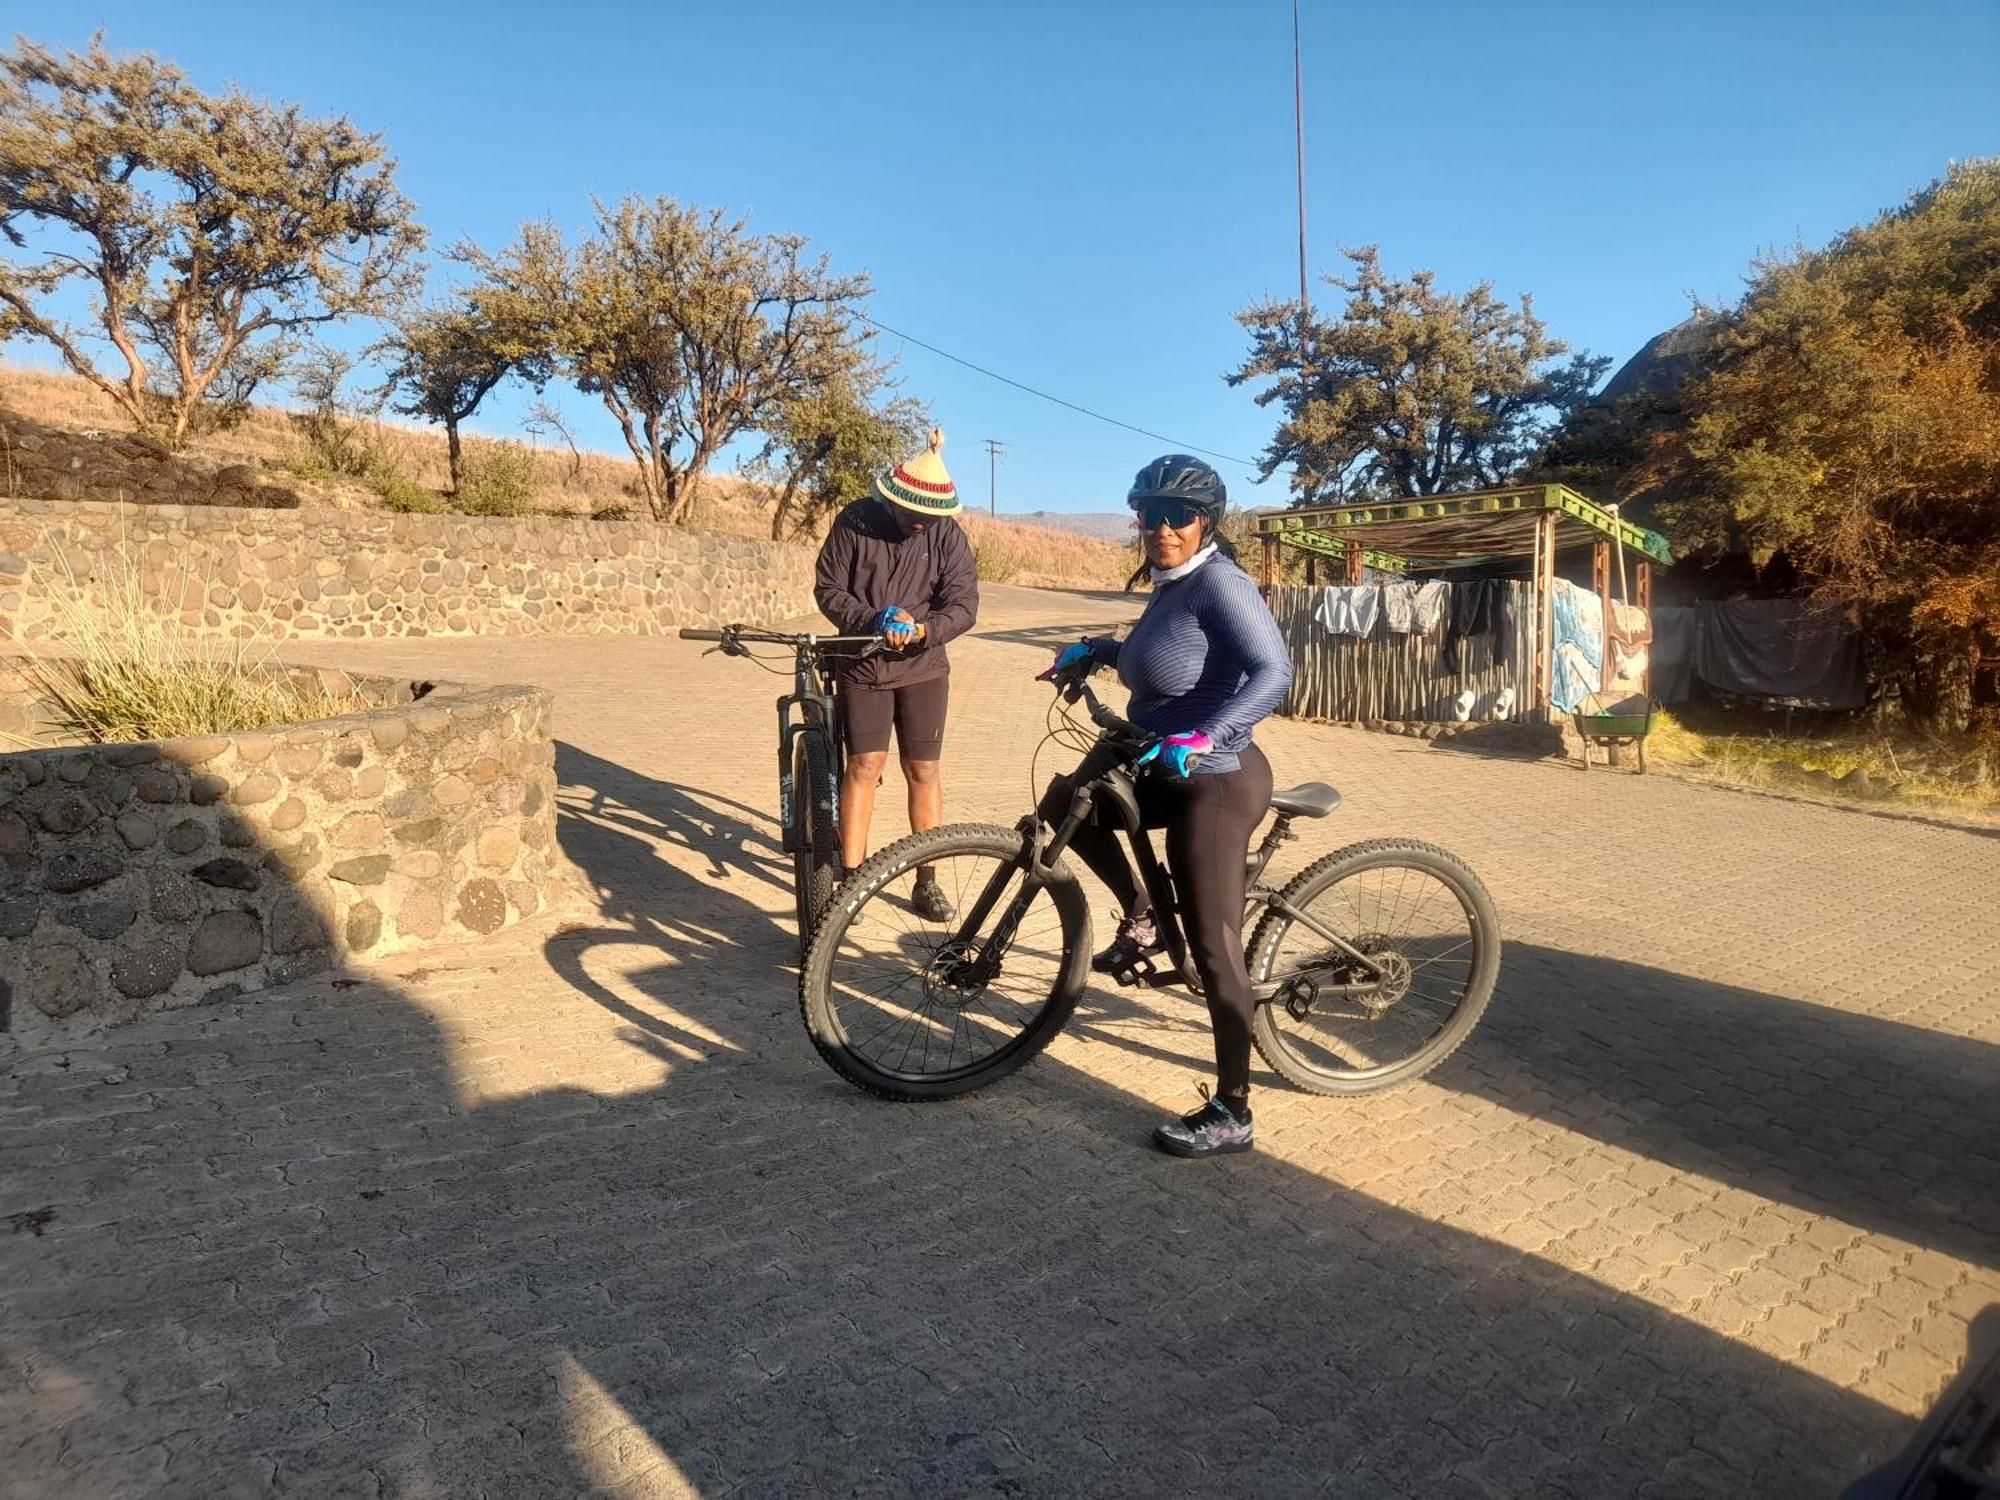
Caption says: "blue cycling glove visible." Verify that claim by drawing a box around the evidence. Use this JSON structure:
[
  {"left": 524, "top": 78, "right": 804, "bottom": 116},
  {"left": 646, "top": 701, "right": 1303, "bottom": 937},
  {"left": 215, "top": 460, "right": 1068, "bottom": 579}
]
[
  {"left": 872, "top": 606, "right": 919, "bottom": 647},
  {"left": 1136, "top": 730, "right": 1213, "bottom": 779},
  {"left": 1037, "top": 640, "right": 1099, "bottom": 681}
]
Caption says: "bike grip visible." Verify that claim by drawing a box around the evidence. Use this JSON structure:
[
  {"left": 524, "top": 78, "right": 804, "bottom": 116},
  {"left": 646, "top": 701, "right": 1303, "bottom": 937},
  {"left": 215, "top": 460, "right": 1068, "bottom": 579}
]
[{"left": 679, "top": 628, "right": 726, "bottom": 641}]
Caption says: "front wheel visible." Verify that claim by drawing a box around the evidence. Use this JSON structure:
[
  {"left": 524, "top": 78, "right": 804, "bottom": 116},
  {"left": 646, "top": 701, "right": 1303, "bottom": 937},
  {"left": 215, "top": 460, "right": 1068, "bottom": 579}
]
[
  {"left": 799, "top": 824, "right": 1092, "bottom": 1100},
  {"left": 1248, "top": 838, "right": 1500, "bottom": 1095},
  {"left": 792, "top": 728, "right": 841, "bottom": 959}
]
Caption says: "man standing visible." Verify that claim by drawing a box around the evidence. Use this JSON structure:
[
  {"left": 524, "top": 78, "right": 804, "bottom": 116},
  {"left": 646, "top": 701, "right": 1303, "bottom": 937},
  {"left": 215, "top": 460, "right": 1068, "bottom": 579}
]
[{"left": 813, "top": 427, "right": 979, "bottom": 920}]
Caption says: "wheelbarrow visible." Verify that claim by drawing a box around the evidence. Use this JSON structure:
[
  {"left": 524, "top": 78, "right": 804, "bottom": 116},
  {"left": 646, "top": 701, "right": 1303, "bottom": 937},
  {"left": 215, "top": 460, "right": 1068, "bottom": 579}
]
[{"left": 1573, "top": 690, "right": 1653, "bottom": 773}]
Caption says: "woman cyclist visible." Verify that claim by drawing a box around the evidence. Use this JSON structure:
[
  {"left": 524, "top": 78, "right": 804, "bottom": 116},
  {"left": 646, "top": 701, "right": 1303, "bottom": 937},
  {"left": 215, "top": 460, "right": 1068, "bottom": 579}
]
[{"left": 1040, "top": 456, "right": 1293, "bottom": 1159}]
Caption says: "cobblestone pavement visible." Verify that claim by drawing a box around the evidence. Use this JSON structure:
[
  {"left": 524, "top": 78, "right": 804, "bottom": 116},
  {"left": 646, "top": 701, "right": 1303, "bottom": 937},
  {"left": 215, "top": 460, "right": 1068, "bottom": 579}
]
[{"left": 5, "top": 584, "right": 1997, "bottom": 1497}]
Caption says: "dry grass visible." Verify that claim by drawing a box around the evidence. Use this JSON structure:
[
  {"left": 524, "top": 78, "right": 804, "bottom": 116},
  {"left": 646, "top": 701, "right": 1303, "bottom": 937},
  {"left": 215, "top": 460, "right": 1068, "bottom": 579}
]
[
  {"left": 1646, "top": 709, "right": 2000, "bottom": 819},
  {"left": 0, "top": 363, "right": 1137, "bottom": 588},
  {"left": 3, "top": 534, "right": 364, "bottom": 745}
]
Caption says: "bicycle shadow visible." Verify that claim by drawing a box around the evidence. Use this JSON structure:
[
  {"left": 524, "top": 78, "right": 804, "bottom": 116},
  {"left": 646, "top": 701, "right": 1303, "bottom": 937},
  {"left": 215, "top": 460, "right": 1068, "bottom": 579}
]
[{"left": 546, "top": 740, "right": 800, "bottom": 1056}]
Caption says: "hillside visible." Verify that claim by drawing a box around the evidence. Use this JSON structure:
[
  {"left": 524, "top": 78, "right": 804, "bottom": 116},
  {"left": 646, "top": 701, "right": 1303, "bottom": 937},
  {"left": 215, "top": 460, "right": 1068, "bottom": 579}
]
[
  {"left": 0, "top": 364, "right": 1138, "bottom": 591},
  {"left": 1009, "top": 509, "right": 1136, "bottom": 545}
]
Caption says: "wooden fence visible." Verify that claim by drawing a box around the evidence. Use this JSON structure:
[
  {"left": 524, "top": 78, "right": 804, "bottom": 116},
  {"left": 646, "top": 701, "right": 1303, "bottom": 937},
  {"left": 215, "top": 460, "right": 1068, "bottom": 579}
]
[{"left": 1269, "top": 582, "right": 1538, "bottom": 722}]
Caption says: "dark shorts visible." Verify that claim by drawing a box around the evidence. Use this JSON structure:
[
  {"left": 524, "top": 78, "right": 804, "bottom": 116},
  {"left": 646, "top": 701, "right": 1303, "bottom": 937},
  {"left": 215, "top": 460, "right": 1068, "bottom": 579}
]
[{"left": 837, "top": 676, "right": 950, "bottom": 760}]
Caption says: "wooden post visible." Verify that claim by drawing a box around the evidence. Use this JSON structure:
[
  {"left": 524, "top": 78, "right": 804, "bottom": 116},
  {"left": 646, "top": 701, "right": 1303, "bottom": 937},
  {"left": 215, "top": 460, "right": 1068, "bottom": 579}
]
[
  {"left": 1532, "top": 511, "right": 1557, "bottom": 724},
  {"left": 1344, "top": 540, "right": 1363, "bottom": 585},
  {"left": 1259, "top": 534, "right": 1278, "bottom": 591},
  {"left": 1637, "top": 560, "right": 1653, "bottom": 701},
  {"left": 1594, "top": 536, "right": 1613, "bottom": 690}
]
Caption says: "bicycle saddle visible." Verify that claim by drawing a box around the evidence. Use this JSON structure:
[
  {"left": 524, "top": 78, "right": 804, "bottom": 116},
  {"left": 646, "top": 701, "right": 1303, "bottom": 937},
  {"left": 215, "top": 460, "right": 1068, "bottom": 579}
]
[{"left": 1268, "top": 782, "right": 1341, "bottom": 819}]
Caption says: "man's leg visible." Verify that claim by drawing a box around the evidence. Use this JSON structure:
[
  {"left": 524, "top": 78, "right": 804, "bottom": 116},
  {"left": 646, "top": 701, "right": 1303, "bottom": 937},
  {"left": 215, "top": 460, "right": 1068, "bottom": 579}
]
[
  {"left": 839, "top": 752, "right": 888, "bottom": 871},
  {"left": 836, "top": 684, "right": 894, "bottom": 872},
  {"left": 896, "top": 676, "right": 950, "bottom": 836},
  {"left": 902, "top": 757, "right": 943, "bottom": 835},
  {"left": 894, "top": 677, "right": 951, "bottom": 907}
]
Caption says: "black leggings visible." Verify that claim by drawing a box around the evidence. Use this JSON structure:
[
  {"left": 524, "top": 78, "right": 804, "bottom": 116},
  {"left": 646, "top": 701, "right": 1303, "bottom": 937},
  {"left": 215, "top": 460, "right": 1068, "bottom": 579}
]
[{"left": 1039, "top": 743, "right": 1273, "bottom": 1097}]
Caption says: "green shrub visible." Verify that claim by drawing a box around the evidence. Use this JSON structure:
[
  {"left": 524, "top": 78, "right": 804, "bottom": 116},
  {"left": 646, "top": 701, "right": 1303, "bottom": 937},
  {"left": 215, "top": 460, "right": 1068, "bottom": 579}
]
[
  {"left": 371, "top": 465, "right": 445, "bottom": 513},
  {"left": 455, "top": 442, "right": 538, "bottom": 517},
  {"left": 971, "top": 537, "right": 1025, "bottom": 583}
]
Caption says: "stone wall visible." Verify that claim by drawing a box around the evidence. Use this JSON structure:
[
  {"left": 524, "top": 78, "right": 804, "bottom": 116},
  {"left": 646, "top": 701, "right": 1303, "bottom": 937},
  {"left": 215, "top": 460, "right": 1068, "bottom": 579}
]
[
  {"left": 0, "top": 675, "right": 565, "bottom": 1047},
  {"left": 0, "top": 496, "right": 818, "bottom": 643},
  {"left": 1, "top": 416, "right": 302, "bottom": 509}
]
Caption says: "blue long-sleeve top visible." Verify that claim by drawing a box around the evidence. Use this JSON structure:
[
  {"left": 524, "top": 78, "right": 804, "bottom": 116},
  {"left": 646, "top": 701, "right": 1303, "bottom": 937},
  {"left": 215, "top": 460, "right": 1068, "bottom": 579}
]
[{"left": 1095, "top": 553, "right": 1293, "bottom": 775}]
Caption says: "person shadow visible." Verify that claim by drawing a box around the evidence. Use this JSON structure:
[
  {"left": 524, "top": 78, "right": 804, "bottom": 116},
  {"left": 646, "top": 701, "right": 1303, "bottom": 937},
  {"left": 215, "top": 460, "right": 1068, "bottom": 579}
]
[{"left": 2, "top": 741, "right": 1977, "bottom": 1496}]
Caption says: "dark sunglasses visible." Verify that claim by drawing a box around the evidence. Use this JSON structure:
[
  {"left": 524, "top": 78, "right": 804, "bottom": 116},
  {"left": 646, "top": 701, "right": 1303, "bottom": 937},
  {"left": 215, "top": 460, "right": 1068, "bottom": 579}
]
[{"left": 1136, "top": 500, "right": 1203, "bottom": 531}]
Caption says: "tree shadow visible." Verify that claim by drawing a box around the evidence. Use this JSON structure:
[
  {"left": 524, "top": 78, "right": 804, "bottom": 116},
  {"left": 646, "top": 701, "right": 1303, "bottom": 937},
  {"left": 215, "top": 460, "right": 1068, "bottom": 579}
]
[
  {"left": 1443, "top": 943, "right": 2000, "bottom": 1267},
  {"left": 3, "top": 750, "right": 1969, "bottom": 1496},
  {"left": 972, "top": 620, "right": 1137, "bottom": 655}
]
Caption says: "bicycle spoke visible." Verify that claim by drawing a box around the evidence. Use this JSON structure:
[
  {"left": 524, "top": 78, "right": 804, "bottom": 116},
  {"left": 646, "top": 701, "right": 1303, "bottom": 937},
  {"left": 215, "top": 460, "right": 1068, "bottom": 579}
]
[
  {"left": 819, "top": 843, "right": 1075, "bottom": 1083},
  {"left": 1260, "top": 855, "right": 1483, "bottom": 1083}
]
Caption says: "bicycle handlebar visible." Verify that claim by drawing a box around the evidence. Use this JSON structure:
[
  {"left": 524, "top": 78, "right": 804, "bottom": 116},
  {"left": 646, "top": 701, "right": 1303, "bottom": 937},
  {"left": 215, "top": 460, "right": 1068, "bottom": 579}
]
[
  {"left": 678, "top": 625, "right": 882, "bottom": 646},
  {"left": 1071, "top": 679, "right": 1149, "bottom": 744}
]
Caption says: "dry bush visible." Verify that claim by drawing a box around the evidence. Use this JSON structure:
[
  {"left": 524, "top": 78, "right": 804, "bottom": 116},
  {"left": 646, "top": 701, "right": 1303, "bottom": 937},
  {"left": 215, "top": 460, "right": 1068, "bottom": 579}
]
[{"left": 4, "top": 535, "right": 363, "bottom": 744}]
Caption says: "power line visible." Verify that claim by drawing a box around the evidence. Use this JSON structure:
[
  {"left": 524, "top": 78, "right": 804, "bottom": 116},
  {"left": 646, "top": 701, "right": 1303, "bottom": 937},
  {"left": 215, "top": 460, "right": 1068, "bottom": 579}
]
[{"left": 856, "top": 310, "right": 1265, "bottom": 473}]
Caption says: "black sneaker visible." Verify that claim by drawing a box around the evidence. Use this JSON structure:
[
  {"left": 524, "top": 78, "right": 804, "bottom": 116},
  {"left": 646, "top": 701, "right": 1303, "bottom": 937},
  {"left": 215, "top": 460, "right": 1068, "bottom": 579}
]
[
  {"left": 1092, "top": 914, "right": 1164, "bottom": 975},
  {"left": 911, "top": 874, "right": 954, "bottom": 923},
  {"left": 1152, "top": 1088, "right": 1254, "bottom": 1159}
]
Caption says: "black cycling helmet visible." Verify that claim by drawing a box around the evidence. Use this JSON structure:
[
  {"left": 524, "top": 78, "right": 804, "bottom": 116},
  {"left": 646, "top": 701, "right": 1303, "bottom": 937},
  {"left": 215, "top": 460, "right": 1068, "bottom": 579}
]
[{"left": 1126, "top": 454, "right": 1227, "bottom": 521}]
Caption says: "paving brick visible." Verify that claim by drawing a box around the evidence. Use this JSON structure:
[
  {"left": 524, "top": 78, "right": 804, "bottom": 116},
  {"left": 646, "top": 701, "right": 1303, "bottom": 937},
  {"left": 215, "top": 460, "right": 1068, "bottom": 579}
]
[{"left": 1, "top": 584, "right": 1993, "bottom": 1497}]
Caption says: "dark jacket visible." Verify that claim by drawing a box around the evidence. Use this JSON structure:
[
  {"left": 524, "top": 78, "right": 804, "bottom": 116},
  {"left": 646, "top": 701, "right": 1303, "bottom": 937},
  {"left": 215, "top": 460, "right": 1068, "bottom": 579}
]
[{"left": 813, "top": 500, "right": 980, "bottom": 687}]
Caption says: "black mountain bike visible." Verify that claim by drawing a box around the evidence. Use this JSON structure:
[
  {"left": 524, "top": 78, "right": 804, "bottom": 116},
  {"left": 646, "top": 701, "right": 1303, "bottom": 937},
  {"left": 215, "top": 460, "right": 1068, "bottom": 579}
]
[
  {"left": 799, "top": 660, "right": 1501, "bottom": 1101},
  {"left": 680, "top": 625, "right": 880, "bottom": 957}
]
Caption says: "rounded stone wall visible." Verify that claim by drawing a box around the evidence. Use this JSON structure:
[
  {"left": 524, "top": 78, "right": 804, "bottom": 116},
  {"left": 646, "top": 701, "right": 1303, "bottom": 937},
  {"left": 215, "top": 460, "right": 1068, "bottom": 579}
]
[{"left": 0, "top": 676, "right": 565, "bottom": 1047}]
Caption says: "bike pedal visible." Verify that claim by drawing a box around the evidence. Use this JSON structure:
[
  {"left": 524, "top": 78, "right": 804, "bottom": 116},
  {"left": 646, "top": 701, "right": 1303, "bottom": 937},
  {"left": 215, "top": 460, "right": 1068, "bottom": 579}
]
[{"left": 1112, "top": 956, "right": 1158, "bottom": 988}]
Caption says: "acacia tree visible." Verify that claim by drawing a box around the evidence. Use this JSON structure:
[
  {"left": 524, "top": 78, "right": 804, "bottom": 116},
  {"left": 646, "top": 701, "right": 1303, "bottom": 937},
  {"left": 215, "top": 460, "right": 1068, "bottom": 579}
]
[
  {"left": 749, "top": 369, "right": 927, "bottom": 540},
  {"left": 375, "top": 302, "right": 513, "bottom": 493},
  {"left": 1632, "top": 161, "right": 2000, "bottom": 723},
  {"left": 0, "top": 37, "right": 424, "bottom": 448},
  {"left": 462, "top": 197, "right": 871, "bottom": 523},
  {"left": 1228, "top": 247, "right": 1607, "bottom": 504}
]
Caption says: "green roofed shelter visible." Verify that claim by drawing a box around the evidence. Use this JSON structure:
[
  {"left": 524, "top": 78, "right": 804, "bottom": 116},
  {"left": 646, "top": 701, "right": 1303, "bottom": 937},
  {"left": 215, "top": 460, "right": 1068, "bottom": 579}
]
[{"left": 1251, "top": 484, "right": 1673, "bottom": 724}]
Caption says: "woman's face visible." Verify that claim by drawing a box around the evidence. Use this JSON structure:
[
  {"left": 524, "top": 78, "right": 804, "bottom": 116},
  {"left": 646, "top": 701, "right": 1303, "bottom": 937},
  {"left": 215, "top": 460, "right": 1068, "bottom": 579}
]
[{"left": 1138, "top": 501, "right": 1207, "bottom": 571}]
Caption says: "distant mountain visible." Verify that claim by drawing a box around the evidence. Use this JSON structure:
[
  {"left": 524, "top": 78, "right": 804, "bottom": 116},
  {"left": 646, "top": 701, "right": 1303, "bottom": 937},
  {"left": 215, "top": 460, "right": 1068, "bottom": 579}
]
[{"left": 1007, "top": 510, "right": 1136, "bottom": 545}]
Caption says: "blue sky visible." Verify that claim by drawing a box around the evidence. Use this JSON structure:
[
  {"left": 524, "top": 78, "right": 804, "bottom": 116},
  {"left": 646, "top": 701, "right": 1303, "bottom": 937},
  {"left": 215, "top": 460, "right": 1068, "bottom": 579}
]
[{"left": 14, "top": 0, "right": 1999, "bottom": 512}]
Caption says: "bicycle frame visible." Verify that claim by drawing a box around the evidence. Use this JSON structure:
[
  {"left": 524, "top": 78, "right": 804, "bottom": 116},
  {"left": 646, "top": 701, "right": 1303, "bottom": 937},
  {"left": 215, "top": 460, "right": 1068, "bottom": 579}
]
[{"left": 945, "top": 677, "right": 1391, "bottom": 1001}]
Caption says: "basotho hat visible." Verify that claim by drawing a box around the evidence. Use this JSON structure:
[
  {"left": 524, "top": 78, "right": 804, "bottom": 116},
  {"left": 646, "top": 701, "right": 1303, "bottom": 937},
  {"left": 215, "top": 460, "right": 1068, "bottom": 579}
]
[{"left": 875, "top": 427, "right": 960, "bottom": 517}]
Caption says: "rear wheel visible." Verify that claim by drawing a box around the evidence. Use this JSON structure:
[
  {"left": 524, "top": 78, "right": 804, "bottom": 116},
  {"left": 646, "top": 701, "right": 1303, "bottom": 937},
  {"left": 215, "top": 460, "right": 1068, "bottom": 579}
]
[
  {"left": 800, "top": 824, "right": 1091, "bottom": 1100},
  {"left": 1248, "top": 839, "right": 1499, "bottom": 1095},
  {"left": 793, "top": 729, "right": 841, "bottom": 958}
]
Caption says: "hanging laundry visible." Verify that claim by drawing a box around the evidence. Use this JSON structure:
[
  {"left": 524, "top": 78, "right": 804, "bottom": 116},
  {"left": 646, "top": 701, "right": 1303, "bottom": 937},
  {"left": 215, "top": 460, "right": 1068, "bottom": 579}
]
[
  {"left": 1549, "top": 579, "right": 1604, "bottom": 712},
  {"left": 1412, "top": 579, "right": 1450, "bottom": 633},
  {"left": 1440, "top": 578, "right": 1505, "bottom": 672},
  {"left": 1313, "top": 585, "right": 1380, "bottom": 637},
  {"left": 1693, "top": 599, "right": 1866, "bottom": 709},
  {"left": 1380, "top": 580, "right": 1419, "bottom": 632},
  {"left": 1650, "top": 606, "right": 1696, "bottom": 704},
  {"left": 1606, "top": 601, "right": 1653, "bottom": 692}
]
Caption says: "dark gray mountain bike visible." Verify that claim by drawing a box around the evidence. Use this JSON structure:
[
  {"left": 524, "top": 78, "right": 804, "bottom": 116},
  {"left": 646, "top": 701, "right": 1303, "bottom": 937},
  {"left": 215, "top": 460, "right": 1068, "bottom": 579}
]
[
  {"left": 799, "top": 657, "right": 1501, "bottom": 1101},
  {"left": 680, "top": 625, "right": 880, "bottom": 958}
]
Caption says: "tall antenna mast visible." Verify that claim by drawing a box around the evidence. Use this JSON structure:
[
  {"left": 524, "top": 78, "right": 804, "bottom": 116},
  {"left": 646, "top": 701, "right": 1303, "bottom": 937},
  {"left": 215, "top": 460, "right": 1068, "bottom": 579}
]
[{"left": 1293, "top": 0, "right": 1310, "bottom": 329}]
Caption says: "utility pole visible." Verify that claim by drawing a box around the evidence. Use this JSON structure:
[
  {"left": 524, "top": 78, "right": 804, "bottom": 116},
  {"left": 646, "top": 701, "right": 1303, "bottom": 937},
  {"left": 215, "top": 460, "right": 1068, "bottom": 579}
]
[
  {"left": 984, "top": 438, "right": 1003, "bottom": 515},
  {"left": 1293, "top": 0, "right": 1311, "bottom": 333}
]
